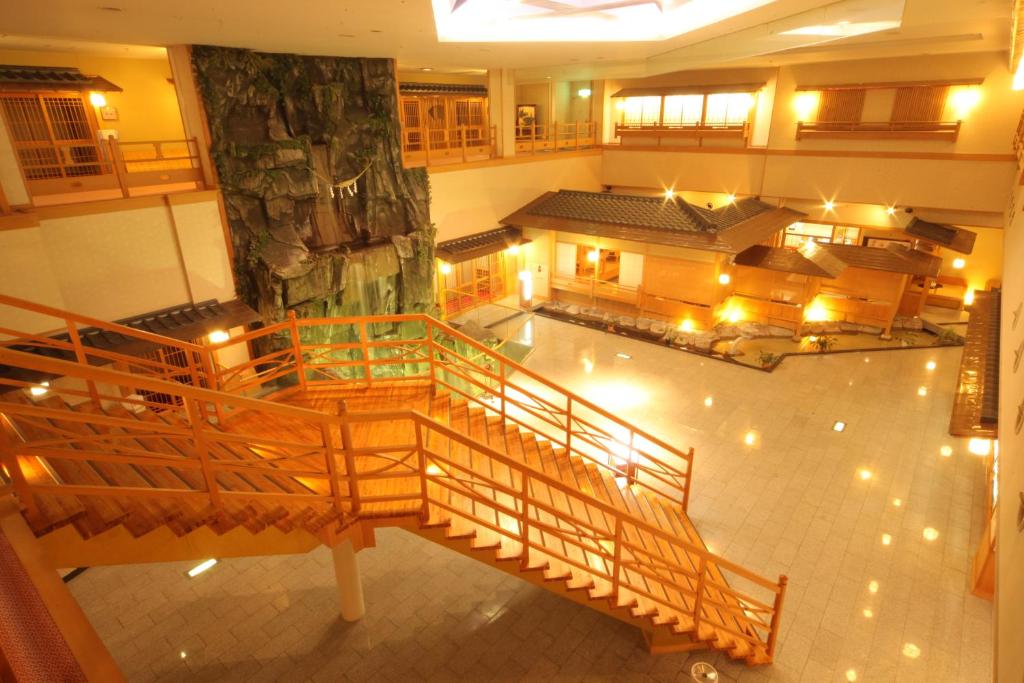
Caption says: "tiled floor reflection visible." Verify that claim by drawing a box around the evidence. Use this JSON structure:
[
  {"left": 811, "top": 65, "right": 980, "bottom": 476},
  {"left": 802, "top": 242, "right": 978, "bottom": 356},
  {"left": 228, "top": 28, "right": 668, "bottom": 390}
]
[{"left": 69, "top": 316, "right": 992, "bottom": 682}]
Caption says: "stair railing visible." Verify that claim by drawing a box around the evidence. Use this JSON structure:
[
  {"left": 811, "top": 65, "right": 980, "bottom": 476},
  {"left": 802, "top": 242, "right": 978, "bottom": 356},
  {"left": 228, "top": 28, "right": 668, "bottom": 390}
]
[{"left": 0, "top": 346, "right": 787, "bottom": 660}]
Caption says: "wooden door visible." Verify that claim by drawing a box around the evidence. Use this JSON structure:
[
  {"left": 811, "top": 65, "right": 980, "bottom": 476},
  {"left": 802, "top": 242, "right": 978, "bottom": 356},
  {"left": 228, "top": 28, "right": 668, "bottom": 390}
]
[{"left": 0, "top": 92, "right": 105, "bottom": 179}]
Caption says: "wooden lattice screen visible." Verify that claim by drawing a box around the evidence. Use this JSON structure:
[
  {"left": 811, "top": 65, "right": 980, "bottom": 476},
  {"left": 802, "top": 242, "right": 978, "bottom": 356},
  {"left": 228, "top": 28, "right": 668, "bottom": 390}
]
[
  {"left": 891, "top": 86, "right": 949, "bottom": 123},
  {"left": 815, "top": 89, "right": 866, "bottom": 123}
]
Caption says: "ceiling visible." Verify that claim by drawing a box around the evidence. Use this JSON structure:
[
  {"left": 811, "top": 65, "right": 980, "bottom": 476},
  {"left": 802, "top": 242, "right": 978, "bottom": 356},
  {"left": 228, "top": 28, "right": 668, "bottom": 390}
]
[{"left": 0, "top": 0, "right": 1012, "bottom": 80}]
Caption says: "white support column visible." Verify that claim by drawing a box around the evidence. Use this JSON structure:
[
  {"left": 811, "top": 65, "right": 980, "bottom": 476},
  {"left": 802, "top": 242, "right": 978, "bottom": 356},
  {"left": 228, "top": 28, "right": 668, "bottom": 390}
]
[
  {"left": 166, "top": 45, "right": 218, "bottom": 189},
  {"left": 488, "top": 69, "right": 517, "bottom": 158},
  {"left": 331, "top": 539, "right": 365, "bottom": 621}
]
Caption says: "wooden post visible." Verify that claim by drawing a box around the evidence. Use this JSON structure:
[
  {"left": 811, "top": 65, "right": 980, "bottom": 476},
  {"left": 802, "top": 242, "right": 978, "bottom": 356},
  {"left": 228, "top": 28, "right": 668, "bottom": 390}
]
[
  {"left": 183, "top": 397, "right": 220, "bottom": 507},
  {"left": 184, "top": 349, "right": 208, "bottom": 421},
  {"left": 682, "top": 447, "right": 694, "bottom": 512},
  {"left": 108, "top": 135, "right": 129, "bottom": 199},
  {"left": 321, "top": 421, "right": 344, "bottom": 513},
  {"left": 766, "top": 576, "right": 789, "bottom": 659},
  {"left": 64, "top": 320, "right": 99, "bottom": 405},
  {"left": 0, "top": 426, "right": 37, "bottom": 517},
  {"left": 610, "top": 516, "right": 623, "bottom": 598},
  {"left": 415, "top": 419, "right": 430, "bottom": 521},
  {"left": 693, "top": 556, "right": 707, "bottom": 634},
  {"left": 288, "top": 310, "right": 307, "bottom": 391},
  {"left": 338, "top": 400, "right": 360, "bottom": 513},
  {"left": 358, "top": 321, "right": 372, "bottom": 386},
  {"left": 519, "top": 470, "right": 531, "bottom": 561},
  {"left": 461, "top": 125, "right": 468, "bottom": 162},
  {"left": 331, "top": 539, "right": 366, "bottom": 621}
]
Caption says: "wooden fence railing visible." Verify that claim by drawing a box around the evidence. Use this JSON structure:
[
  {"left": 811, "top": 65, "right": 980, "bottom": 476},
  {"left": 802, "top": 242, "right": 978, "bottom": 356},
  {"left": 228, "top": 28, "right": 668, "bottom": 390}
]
[
  {"left": 515, "top": 121, "right": 598, "bottom": 154},
  {"left": 0, "top": 345, "right": 787, "bottom": 659}
]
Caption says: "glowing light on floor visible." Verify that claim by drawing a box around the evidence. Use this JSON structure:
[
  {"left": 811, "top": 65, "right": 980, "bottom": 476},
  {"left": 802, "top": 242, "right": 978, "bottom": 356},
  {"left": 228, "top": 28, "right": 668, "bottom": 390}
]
[
  {"left": 832, "top": 421, "right": 846, "bottom": 432},
  {"left": 615, "top": 352, "right": 632, "bottom": 360},
  {"left": 893, "top": 498, "right": 902, "bottom": 507},
  {"left": 864, "top": 357, "right": 870, "bottom": 363},
  {"left": 180, "top": 651, "right": 187, "bottom": 660},
  {"left": 426, "top": 464, "right": 443, "bottom": 476},
  {"left": 703, "top": 396, "right": 713, "bottom": 407},
  {"left": 862, "top": 608, "right": 873, "bottom": 618},
  {"left": 187, "top": 559, "right": 218, "bottom": 578},
  {"left": 902, "top": 643, "right": 921, "bottom": 659},
  {"left": 29, "top": 381, "right": 50, "bottom": 397},
  {"left": 968, "top": 438, "right": 991, "bottom": 456},
  {"left": 744, "top": 430, "right": 758, "bottom": 446},
  {"left": 926, "top": 360, "right": 936, "bottom": 371},
  {"left": 868, "top": 580, "right": 879, "bottom": 593},
  {"left": 587, "top": 381, "right": 648, "bottom": 412},
  {"left": 846, "top": 669, "right": 858, "bottom": 682},
  {"left": 582, "top": 357, "right": 594, "bottom": 374},
  {"left": 940, "top": 445, "right": 952, "bottom": 457},
  {"left": 917, "top": 386, "right": 927, "bottom": 397},
  {"left": 922, "top": 527, "right": 939, "bottom": 541},
  {"left": 881, "top": 533, "right": 892, "bottom": 546},
  {"left": 858, "top": 469, "right": 872, "bottom": 481}
]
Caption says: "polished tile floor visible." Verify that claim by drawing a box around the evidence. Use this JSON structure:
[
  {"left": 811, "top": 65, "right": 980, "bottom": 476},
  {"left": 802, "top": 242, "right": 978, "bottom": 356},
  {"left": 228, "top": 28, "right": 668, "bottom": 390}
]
[{"left": 68, "top": 316, "right": 992, "bottom": 682}]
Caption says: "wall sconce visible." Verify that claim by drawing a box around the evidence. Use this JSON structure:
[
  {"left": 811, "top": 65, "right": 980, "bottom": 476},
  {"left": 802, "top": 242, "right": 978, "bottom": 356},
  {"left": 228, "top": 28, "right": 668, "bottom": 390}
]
[
  {"left": 952, "top": 257, "right": 965, "bottom": 269},
  {"left": 88, "top": 92, "right": 107, "bottom": 107},
  {"left": 208, "top": 330, "right": 230, "bottom": 344},
  {"left": 506, "top": 244, "right": 520, "bottom": 256},
  {"left": 439, "top": 261, "right": 453, "bottom": 275},
  {"left": 793, "top": 92, "right": 819, "bottom": 121},
  {"left": 948, "top": 86, "right": 981, "bottom": 119},
  {"left": 717, "top": 273, "right": 731, "bottom": 285},
  {"left": 964, "top": 289, "right": 975, "bottom": 306},
  {"left": 587, "top": 249, "right": 600, "bottom": 263}
]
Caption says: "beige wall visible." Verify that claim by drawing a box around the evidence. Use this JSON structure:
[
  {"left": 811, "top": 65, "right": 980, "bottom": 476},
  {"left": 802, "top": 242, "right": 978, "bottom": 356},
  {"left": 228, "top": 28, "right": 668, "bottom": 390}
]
[
  {"left": 0, "top": 192, "right": 234, "bottom": 334},
  {"left": 428, "top": 152, "right": 603, "bottom": 242},
  {"left": 0, "top": 49, "right": 185, "bottom": 143},
  {"left": 0, "top": 112, "right": 29, "bottom": 206},
  {"left": 997, "top": 184, "right": 1023, "bottom": 683}
]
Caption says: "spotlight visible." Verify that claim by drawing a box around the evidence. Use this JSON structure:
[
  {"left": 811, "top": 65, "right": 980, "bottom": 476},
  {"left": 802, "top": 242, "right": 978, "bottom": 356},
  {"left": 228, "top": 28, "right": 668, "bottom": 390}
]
[
  {"left": 952, "top": 258, "right": 965, "bottom": 269},
  {"left": 439, "top": 261, "right": 453, "bottom": 275},
  {"left": 717, "top": 273, "right": 731, "bottom": 286},
  {"left": 725, "top": 194, "right": 736, "bottom": 204},
  {"left": 664, "top": 188, "right": 675, "bottom": 199},
  {"left": 208, "top": 330, "right": 230, "bottom": 344},
  {"left": 886, "top": 206, "right": 896, "bottom": 216},
  {"left": 89, "top": 92, "right": 107, "bottom": 107},
  {"left": 823, "top": 200, "right": 835, "bottom": 211}
]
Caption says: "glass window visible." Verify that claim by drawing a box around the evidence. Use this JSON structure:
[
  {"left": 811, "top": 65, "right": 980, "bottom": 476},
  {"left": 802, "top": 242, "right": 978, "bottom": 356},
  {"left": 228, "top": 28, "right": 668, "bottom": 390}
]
[
  {"left": 783, "top": 222, "right": 861, "bottom": 248},
  {"left": 662, "top": 95, "right": 703, "bottom": 126},
  {"left": 621, "top": 96, "right": 662, "bottom": 127},
  {"left": 704, "top": 93, "right": 754, "bottom": 127}
]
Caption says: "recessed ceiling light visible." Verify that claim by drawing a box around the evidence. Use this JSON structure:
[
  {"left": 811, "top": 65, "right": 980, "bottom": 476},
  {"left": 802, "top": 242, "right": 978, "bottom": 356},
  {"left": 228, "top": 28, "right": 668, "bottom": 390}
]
[
  {"left": 615, "top": 352, "right": 632, "bottom": 360},
  {"left": 857, "top": 468, "right": 872, "bottom": 481},
  {"left": 922, "top": 527, "right": 939, "bottom": 541},
  {"left": 421, "top": 67, "right": 434, "bottom": 71},
  {"left": 881, "top": 533, "right": 892, "bottom": 546},
  {"left": 917, "top": 386, "right": 928, "bottom": 397},
  {"left": 846, "top": 668, "right": 858, "bottom": 682},
  {"left": 926, "top": 360, "right": 936, "bottom": 370},
  {"left": 187, "top": 559, "right": 218, "bottom": 578},
  {"left": 868, "top": 580, "right": 879, "bottom": 593},
  {"left": 952, "top": 258, "right": 966, "bottom": 269},
  {"left": 703, "top": 396, "right": 713, "bottom": 407},
  {"left": 744, "top": 430, "right": 758, "bottom": 446},
  {"left": 902, "top": 643, "right": 921, "bottom": 659},
  {"left": 893, "top": 498, "right": 902, "bottom": 507},
  {"left": 832, "top": 421, "right": 846, "bottom": 432}
]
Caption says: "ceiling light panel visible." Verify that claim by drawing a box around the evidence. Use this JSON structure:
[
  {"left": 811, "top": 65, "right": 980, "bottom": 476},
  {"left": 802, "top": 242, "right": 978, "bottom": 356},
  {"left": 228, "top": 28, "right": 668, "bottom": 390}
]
[{"left": 432, "top": 0, "right": 777, "bottom": 42}]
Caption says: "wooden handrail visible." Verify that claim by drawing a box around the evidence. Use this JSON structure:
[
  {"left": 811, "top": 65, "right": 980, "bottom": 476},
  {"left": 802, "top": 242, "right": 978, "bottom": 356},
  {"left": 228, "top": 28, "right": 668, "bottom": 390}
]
[{"left": 0, "top": 337, "right": 786, "bottom": 657}]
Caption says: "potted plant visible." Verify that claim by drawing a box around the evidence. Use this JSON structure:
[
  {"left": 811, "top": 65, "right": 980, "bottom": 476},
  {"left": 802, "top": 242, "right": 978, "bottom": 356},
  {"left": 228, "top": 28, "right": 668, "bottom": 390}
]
[
  {"left": 892, "top": 330, "right": 918, "bottom": 347},
  {"left": 758, "top": 350, "right": 779, "bottom": 369},
  {"left": 936, "top": 328, "right": 962, "bottom": 346},
  {"left": 809, "top": 334, "right": 836, "bottom": 353}
]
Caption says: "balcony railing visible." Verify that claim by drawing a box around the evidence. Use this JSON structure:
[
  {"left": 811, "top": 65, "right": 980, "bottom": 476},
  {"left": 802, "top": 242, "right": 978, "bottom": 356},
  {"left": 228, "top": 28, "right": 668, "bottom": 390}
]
[
  {"left": 18, "top": 136, "right": 207, "bottom": 206},
  {"left": 402, "top": 124, "right": 496, "bottom": 168},
  {"left": 614, "top": 121, "right": 748, "bottom": 144},
  {"left": 795, "top": 120, "right": 961, "bottom": 141},
  {"left": 514, "top": 121, "right": 598, "bottom": 154}
]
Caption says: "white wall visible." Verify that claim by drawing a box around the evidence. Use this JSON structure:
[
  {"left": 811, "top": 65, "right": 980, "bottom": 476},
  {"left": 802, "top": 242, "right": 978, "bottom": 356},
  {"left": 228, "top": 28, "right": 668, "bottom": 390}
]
[
  {"left": 0, "top": 191, "right": 235, "bottom": 334},
  {"left": 428, "top": 152, "right": 603, "bottom": 242}
]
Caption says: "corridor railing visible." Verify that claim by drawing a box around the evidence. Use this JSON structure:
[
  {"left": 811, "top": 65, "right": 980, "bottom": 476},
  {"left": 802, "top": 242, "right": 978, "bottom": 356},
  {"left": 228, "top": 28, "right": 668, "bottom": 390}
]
[{"left": 0, "top": 346, "right": 787, "bottom": 661}]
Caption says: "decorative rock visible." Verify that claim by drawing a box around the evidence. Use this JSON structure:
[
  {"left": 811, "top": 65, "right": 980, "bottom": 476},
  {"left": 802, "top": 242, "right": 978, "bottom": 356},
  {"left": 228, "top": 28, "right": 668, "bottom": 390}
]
[
  {"left": 858, "top": 324, "right": 883, "bottom": 335},
  {"left": 649, "top": 321, "right": 668, "bottom": 336},
  {"left": 458, "top": 320, "right": 499, "bottom": 344},
  {"left": 636, "top": 318, "right": 654, "bottom": 331},
  {"left": 617, "top": 316, "right": 636, "bottom": 328},
  {"left": 766, "top": 325, "right": 796, "bottom": 338},
  {"left": 565, "top": 304, "right": 580, "bottom": 316}
]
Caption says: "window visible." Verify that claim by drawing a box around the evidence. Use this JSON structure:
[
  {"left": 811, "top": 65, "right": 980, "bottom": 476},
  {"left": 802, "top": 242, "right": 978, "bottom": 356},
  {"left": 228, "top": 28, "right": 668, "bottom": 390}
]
[
  {"left": 622, "top": 96, "right": 661, "bottom": 127},
  {"left": 704, "top": 93, "right": 753, "bottom": 127},
  {"left": 0, "top": 93, "right": 103, "bottom": 180},
  {"left": 783, "top": 222, "right": 861, "bottom": 248},
  {"left": 574, "top": 245, "right": 620, "bottom": 282},
  {"left": 815, "top": 89, "right": 866, "bottom": 124},
  {"left": 662, "top": 95, "right": 703, "bottom": 126},
  {"left": 891, "top": 85, "right": 948, "bottom": 123}
]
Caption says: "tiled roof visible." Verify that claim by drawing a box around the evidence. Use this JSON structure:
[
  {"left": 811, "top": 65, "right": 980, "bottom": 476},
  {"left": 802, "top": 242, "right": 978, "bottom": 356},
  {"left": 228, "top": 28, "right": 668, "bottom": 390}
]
[
  {"left": 0, "top": 299, "right": 259, "bottom": 384},
  {"left": 819, "top": 243, "right": 942, "bottom": 277},
  {"left": 436, "top": 226, "right": 529, "bottom": 264},
  {"left": 399, "top": 82, "right": 487, "bottom": 96},
  {"left": 904, "top": 217, "right": 976, "bottom": 254},
  {"left": 0, "top": 65, "right": 121, "bottom": 92},
  {"left": 501, "top": 190, "right": 806, "bottom": 254},
  {"left": 734, "top": 245, "right": 847, "bottom": 278}
]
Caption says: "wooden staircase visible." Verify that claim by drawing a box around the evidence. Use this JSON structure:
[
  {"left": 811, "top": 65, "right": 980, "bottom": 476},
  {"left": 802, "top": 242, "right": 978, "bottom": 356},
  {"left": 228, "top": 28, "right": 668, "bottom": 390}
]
[{"left": 0, "top": 293, "right": 786, "bottom": 665}]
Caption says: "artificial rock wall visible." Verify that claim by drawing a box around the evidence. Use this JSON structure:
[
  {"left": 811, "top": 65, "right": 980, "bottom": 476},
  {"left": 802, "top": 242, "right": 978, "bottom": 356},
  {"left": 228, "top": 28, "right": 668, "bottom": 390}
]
[{"left": 190, "top": 46, "right": 435, "bottom": 336}]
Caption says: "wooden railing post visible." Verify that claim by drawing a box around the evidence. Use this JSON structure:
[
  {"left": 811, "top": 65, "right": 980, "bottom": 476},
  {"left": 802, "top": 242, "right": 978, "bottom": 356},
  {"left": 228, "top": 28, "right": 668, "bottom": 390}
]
[
  {"left": 610, "top": 516, "right": 623, "bottom": 597},
  {"left": 423, "top": 126, "right": 431, "bottom": 167},
  {"left": 358, "top": 321, "right": 372, "bottom": 386},
  {"left": 460, "top": 125, "right": 468, "bottom": 162},
  {"left": 0, "top": 425, "right": 37, "bottom": 517},
  {"left": 682, "top": 447, "right": 694, "bottom": 513},
  {"left": 184, "top": 349, "right": 208, "bottom": 421},
  {"left": 196, "top": 347, "right": 224, "bottom": 423},
  {"left": 519, "top": 469, "right": 531, "bottom": 562},
  {"left": 565, "top": 397, "right": 573, "bottom": 454},
  {"left": 108, "top": 135, "right": 130, "bottom": 198},
  {"left": 415, "top": 419, "right": 429, "bottom": 521},
  {"left": 575, "top": 120, "right": 580, "bottom": 149},
  {"left": 766, "top": 576, "right": 789, "bottom": 660},
  {"left": 183, "top": 397, "right": 220, "bottom": 507},
  {"left": 64, "top": 319, "right": 99, "bottom": 405},
  {"left": 693, "top": 556, "right": 707, "bottom": 634},
  {"left": 320, "top": 419, "right": 344, "bottom": 513},
  {"left": 288, "top": 310, "right": 307, "bottom": 391},
  {"left": 626, "top": 431, "right": 637, "bottom": 486},
  {"left": 427, "top": 321, "right": 438, "bottom": 394},
  {"left": 499, "top": 363, "right": 507, "bottom": 423},
  {"left": 338, "top": 400, "right": 361, "bottom": 514}
]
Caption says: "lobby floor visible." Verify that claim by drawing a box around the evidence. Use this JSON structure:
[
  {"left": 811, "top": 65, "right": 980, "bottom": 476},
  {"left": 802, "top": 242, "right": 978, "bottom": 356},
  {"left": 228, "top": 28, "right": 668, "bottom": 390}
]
[{"left": 68, "top": 316, "right": 992, "bottom": 682}]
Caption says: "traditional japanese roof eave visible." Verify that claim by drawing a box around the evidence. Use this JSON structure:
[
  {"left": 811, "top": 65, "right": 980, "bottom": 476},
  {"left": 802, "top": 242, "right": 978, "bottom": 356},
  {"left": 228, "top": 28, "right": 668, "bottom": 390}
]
[
  {"left": 436, "top": 226, "right": 530, "bottom": 264},
  {"left": 818, "top": 243, "right": 943, "bottom": 277},
  {"left": 0, "top": 65, "right": 122, "bottom": 92},
  {"left": 611, "top": 82, "right": 765, "bottom": 98},
  {"left": 733, "top": 245, "right": 847, "bottom": 279},
  {"left": 903, "top": 217, "right": 977, "bottom": 254}
]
